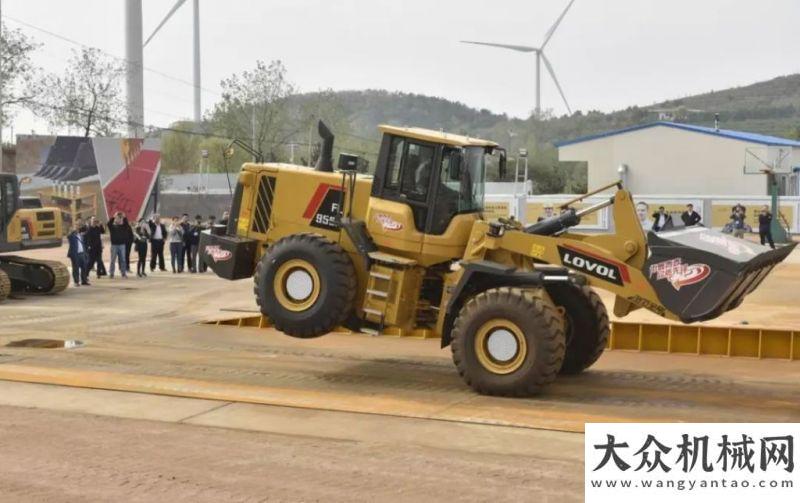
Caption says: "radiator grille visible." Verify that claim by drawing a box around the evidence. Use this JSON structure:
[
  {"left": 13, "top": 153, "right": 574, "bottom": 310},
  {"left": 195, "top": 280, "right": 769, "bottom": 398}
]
[
  {"left": 252, "top": 176, "right": 276, "bottom": 234},
  {"left": 36, "top": 211, "right": 56, "bottom": 221}
]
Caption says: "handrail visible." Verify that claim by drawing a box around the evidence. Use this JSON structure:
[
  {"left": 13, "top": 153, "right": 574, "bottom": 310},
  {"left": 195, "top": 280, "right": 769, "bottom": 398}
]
[{"left": 558, "top": 180, "right": 622, "bottom": 209}]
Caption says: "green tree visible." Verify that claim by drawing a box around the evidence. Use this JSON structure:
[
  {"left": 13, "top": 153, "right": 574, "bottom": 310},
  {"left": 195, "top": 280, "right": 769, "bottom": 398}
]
[
  {"left": 0, "top": 22, "right": 42, "bottom": 129},
  {"left": 37, "top": 48, "right": 125, "bottom": 136},
  {"left": 198, "top": 136, "right": 249, "bottom": 175},
  {"left": 161, "top": 121, "right": 201, "bottom": 174},
  {"left": 208, "top": 60, "right": 297, "bottom": 161}
]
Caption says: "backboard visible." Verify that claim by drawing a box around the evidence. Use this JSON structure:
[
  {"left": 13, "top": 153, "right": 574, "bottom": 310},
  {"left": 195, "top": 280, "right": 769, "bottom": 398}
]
[{"left": 743, "top": 146, "right": 792, "bottom": 175}]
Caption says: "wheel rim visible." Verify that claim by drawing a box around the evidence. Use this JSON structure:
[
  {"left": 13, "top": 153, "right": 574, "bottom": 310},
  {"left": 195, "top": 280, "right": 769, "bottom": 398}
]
[
  {"left": 474, "top": 319, "right": 528, "bottom": 375},
  {"left": 273, "top": 259, "right": 321, "bottom": 312}
]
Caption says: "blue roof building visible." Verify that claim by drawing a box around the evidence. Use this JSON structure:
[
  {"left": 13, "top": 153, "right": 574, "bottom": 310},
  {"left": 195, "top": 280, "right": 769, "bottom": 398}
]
[{"left": 555, "top": 121, "right": 800, "bottom": 197}]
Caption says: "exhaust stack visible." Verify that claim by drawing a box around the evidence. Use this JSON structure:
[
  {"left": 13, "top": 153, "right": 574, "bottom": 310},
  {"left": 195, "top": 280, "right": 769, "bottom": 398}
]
[{"left": 315, "top": 120, "right": 334, "bottom": 172}]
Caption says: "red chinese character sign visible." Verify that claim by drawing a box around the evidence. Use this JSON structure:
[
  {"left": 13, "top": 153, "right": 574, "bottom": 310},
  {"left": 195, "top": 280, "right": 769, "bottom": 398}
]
[{"left": 92, "top": 138, "right": 161, "bottom": 220}]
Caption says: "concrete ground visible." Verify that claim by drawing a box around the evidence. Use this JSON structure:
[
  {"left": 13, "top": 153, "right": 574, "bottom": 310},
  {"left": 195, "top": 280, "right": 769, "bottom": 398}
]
[{"left": 0, "top": 242, "right": 798, "bottom": 501}]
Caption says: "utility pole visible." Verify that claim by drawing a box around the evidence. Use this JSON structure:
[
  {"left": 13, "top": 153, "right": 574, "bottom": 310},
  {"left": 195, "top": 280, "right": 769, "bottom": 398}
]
[
  {"left": 251, "top": 106, "right": 256, "bottom": 162},
  {"left": 125, "top": 0, "right": 145, "bottom": 138},
  {"left": 192, "top": 0, "right": 201, "bottom": 126}
]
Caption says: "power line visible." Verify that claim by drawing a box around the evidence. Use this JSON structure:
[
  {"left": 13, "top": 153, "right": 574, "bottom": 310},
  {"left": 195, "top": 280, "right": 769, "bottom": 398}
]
[
  {"left": 4, "top": 14, "right": 222, "bottom": 97},
  {"left": 26, "top": 99, "right": 380, "bottom": 159},
  {"left": 18, "top": 45, "right": 196, "bottom": 121}
]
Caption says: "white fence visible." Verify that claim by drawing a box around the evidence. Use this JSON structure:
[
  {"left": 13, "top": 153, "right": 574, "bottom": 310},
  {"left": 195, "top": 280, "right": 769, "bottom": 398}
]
[{"left": 484, "top": 193, "right": 800, "bottom": 233}]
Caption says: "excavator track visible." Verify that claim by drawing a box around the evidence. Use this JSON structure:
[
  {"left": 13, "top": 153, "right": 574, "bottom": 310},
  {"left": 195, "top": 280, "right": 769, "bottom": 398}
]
[
  {"left": 0, "top": 270, "right": 10, "bottom": 302},
  {"left": 0, "top": 255, "right": 70, "bottom": 297}
]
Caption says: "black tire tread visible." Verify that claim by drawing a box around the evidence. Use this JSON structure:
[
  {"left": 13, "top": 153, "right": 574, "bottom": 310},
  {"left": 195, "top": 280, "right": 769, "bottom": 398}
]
[
  {"left": 254, "top": 233, "right": 356, "bottom": 338},
  {"left": 551, "top": 284, "right": 609, "bottom": 375}
]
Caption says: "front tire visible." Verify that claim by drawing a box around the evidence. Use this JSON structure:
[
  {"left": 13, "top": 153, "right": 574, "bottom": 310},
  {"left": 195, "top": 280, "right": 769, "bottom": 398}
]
[
  {"left": 254, "top": 233, "right": 356, "bottom": 338},
  {"left": 450, "top": 287, "right": 565, "bottom": 396},
  {"left": 546, "top": 284, "right": 609, "bottom": 375}
]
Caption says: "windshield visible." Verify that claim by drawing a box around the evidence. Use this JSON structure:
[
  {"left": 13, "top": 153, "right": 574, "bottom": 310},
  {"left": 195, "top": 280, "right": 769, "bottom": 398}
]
[{"left": 440, "top": 146, "right": 487, "bottom": 213}]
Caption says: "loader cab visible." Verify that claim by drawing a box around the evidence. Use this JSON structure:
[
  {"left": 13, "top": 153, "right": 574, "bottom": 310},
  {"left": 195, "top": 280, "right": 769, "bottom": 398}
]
[{"left": 371, "top": 126, "right": 502, "bottom": 235}]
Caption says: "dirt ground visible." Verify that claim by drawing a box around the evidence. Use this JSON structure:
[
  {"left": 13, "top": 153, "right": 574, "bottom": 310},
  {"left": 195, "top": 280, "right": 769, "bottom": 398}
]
[
  {"left": 0, "top": 241, "right": 798, "bottom": 501},
  {"left": 0, "top": 405, "right": 581, "bottom": 503}
]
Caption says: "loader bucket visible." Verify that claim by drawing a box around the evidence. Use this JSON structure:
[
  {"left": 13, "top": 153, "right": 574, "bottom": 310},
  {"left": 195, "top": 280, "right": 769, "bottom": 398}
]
[{"left": 643, "top": 227, "right": 796, "bottom": 323}]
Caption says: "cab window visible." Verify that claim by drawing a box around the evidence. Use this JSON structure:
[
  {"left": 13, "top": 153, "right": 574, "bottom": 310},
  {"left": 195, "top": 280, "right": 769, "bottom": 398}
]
[
  {"left": 385, "top": 137, "right": 404, "bottom": 189},
  {"left": 399, "top": 143, "right": 435, "bottom": 202}
]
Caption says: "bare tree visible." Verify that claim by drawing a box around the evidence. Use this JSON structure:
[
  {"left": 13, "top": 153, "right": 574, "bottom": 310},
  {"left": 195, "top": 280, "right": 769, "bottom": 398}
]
[
  {"left": 208, "top": 60, "right": 298, "bottom": 161},
  {"left": 0, "top": 22, "right": 42, "bottom": 128},
  {"left": 38, "top": 48, "right": 126, "bottom": 137}
]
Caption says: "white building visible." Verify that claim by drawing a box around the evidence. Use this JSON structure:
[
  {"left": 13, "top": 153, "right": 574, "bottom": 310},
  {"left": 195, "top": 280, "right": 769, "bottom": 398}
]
[{"left": 555, "top": 121, "right": 800, "bottom": 197}]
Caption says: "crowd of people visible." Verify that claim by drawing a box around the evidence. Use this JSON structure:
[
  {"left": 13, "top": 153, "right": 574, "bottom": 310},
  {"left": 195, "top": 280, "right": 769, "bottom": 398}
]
[
  {"left": 66, "top": 210, "right": 229, "bottom": 287},
  {"left": 635, "top": 202, "right": 702, "bottom": 232},
  {"left": 726, "top": 203, "right": 776, "bottom": 249},
  {"left": 633, "top": 200, "right": 777, "bottom": 249}
]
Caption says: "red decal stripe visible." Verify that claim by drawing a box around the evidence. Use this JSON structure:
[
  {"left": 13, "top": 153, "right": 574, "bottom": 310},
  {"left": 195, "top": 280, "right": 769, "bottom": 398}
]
[
  {"left": 302, "top": 183, "right": 341, "bottom": 219},
  {"left": 561, "top": 244, "right": 631, "bottom": 282}
]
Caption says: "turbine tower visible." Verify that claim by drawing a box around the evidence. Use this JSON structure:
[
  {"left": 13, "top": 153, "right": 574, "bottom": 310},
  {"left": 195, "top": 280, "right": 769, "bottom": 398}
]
[
  {"left": 461, "top": 0, "right": 576, "bottom": 117},
  {"left": 125, "top": 0, "right": 144, "bottom": 137},
  {"left": 125, "top": 0, "right": 202, "bottom": 136}
]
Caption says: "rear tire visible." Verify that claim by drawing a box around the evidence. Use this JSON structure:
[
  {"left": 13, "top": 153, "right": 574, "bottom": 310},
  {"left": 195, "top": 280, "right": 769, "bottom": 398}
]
[
  {"left": 546, "top": 284, "right": 609, "bottom": 375},
  {"left": 450, "top": 287, "right": 565, "bottom": 396},
  {"left": 254, "top": 233, "right": 356, "bottom": 338}
]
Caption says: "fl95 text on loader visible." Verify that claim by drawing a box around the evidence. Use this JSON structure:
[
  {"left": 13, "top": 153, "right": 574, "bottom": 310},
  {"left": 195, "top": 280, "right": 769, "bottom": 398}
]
[{"left": 200, "top": 122, "right": 796, "bottom": 396}]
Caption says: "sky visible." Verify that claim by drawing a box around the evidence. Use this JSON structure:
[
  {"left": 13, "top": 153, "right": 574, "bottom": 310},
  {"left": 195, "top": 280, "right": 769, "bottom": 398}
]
[{"left": 2, "top": 0, "right": 799, "bottom": 137}]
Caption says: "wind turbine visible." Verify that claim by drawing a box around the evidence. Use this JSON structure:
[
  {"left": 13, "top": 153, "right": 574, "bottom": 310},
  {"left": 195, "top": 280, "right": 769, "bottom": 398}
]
[
  {"left": 144, "top": 0, "right": 202, "bottom": 126},
  {"left": 461, "top": 0, "right": 576, "bottom": 117}
]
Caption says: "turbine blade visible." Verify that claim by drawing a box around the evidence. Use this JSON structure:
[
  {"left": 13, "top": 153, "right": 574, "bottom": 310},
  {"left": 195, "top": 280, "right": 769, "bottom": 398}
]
[
  {"left": 541, "top": 0, "right": 576, "bottom": 49},
  {"left": 460, "top": 40, "right": 538, "bottom": 53},
  {"left": 143, "top": 0, "right": 189, "bottom": 48},
  {"left": 541, "top": 53, "right": 571, "bottom": 114}
]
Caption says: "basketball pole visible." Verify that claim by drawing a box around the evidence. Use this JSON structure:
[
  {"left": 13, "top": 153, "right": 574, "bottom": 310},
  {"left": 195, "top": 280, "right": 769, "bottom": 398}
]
[{"left": 767, "top": 171, "right": 791, "bottom": 244}]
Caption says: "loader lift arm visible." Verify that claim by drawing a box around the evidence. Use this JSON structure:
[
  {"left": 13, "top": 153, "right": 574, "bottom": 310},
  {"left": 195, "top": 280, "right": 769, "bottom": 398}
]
[{"left": 460, "top": 185, "right": 795, "bottom": 324}]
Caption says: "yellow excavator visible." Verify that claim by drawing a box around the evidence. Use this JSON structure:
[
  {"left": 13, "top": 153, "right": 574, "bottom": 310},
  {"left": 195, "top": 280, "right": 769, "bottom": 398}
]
[
  {"left": 200, "top": 122, "right": 795, "bottom": 396},
  {"left": 0, "top": 173, "right": 70, "bottom": 302}
]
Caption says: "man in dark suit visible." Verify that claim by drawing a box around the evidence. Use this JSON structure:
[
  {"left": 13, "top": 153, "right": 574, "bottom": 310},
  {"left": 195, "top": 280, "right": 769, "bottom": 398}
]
[
  {"left": 67, "top": 220, "right": 90, "bottom": 286},
  {"left": 179, "top": 213, "right": 192, "bottom": 273},
  {"left": 651, "top": 206, "right": 674, "bottom": 232},
  {"left": 148, "top": 213, "right": 167, "bottom": 272},
  {"left": 758, "top": 205, "right": 775, "bottom": 249},
  {"left": 85, "top": 216, "right": 106, "bottom": 278},
  {"left": 680, "top": 204, "right": 702, "bottom": 227}
]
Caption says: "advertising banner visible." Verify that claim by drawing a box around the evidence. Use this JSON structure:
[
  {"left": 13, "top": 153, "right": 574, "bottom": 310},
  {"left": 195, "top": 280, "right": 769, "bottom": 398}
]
[{"left": 93, "top": 138, "right": 161, "bottom": 220}]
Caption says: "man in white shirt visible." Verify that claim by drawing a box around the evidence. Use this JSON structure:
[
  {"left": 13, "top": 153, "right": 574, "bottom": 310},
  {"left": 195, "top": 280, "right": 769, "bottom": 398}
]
[{"left": 651, "top": 206, "right": 674, "bottom": 232}]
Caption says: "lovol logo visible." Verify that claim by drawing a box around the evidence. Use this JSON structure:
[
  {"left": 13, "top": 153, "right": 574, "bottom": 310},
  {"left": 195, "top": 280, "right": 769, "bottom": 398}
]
[{"left": 558, "top": 245, "right": 627, "bottom": 286}]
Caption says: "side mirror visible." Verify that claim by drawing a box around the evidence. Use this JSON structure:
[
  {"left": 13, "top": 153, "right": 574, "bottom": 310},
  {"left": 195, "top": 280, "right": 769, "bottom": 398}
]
[
  {"left": 224, "top": 148, "right": 235, "bottom": 160},
  {"left": 497, "top": 148, "right": 508, "bottom": 180}
]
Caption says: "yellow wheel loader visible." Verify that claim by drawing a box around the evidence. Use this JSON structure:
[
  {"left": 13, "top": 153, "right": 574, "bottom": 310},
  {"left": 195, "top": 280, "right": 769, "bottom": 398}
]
[
  {"left": 0, "top": 174, "right": 70, "bottom": 302},
  {"left": 200, "top": 122, "right": 796, "bottom": 396}
]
